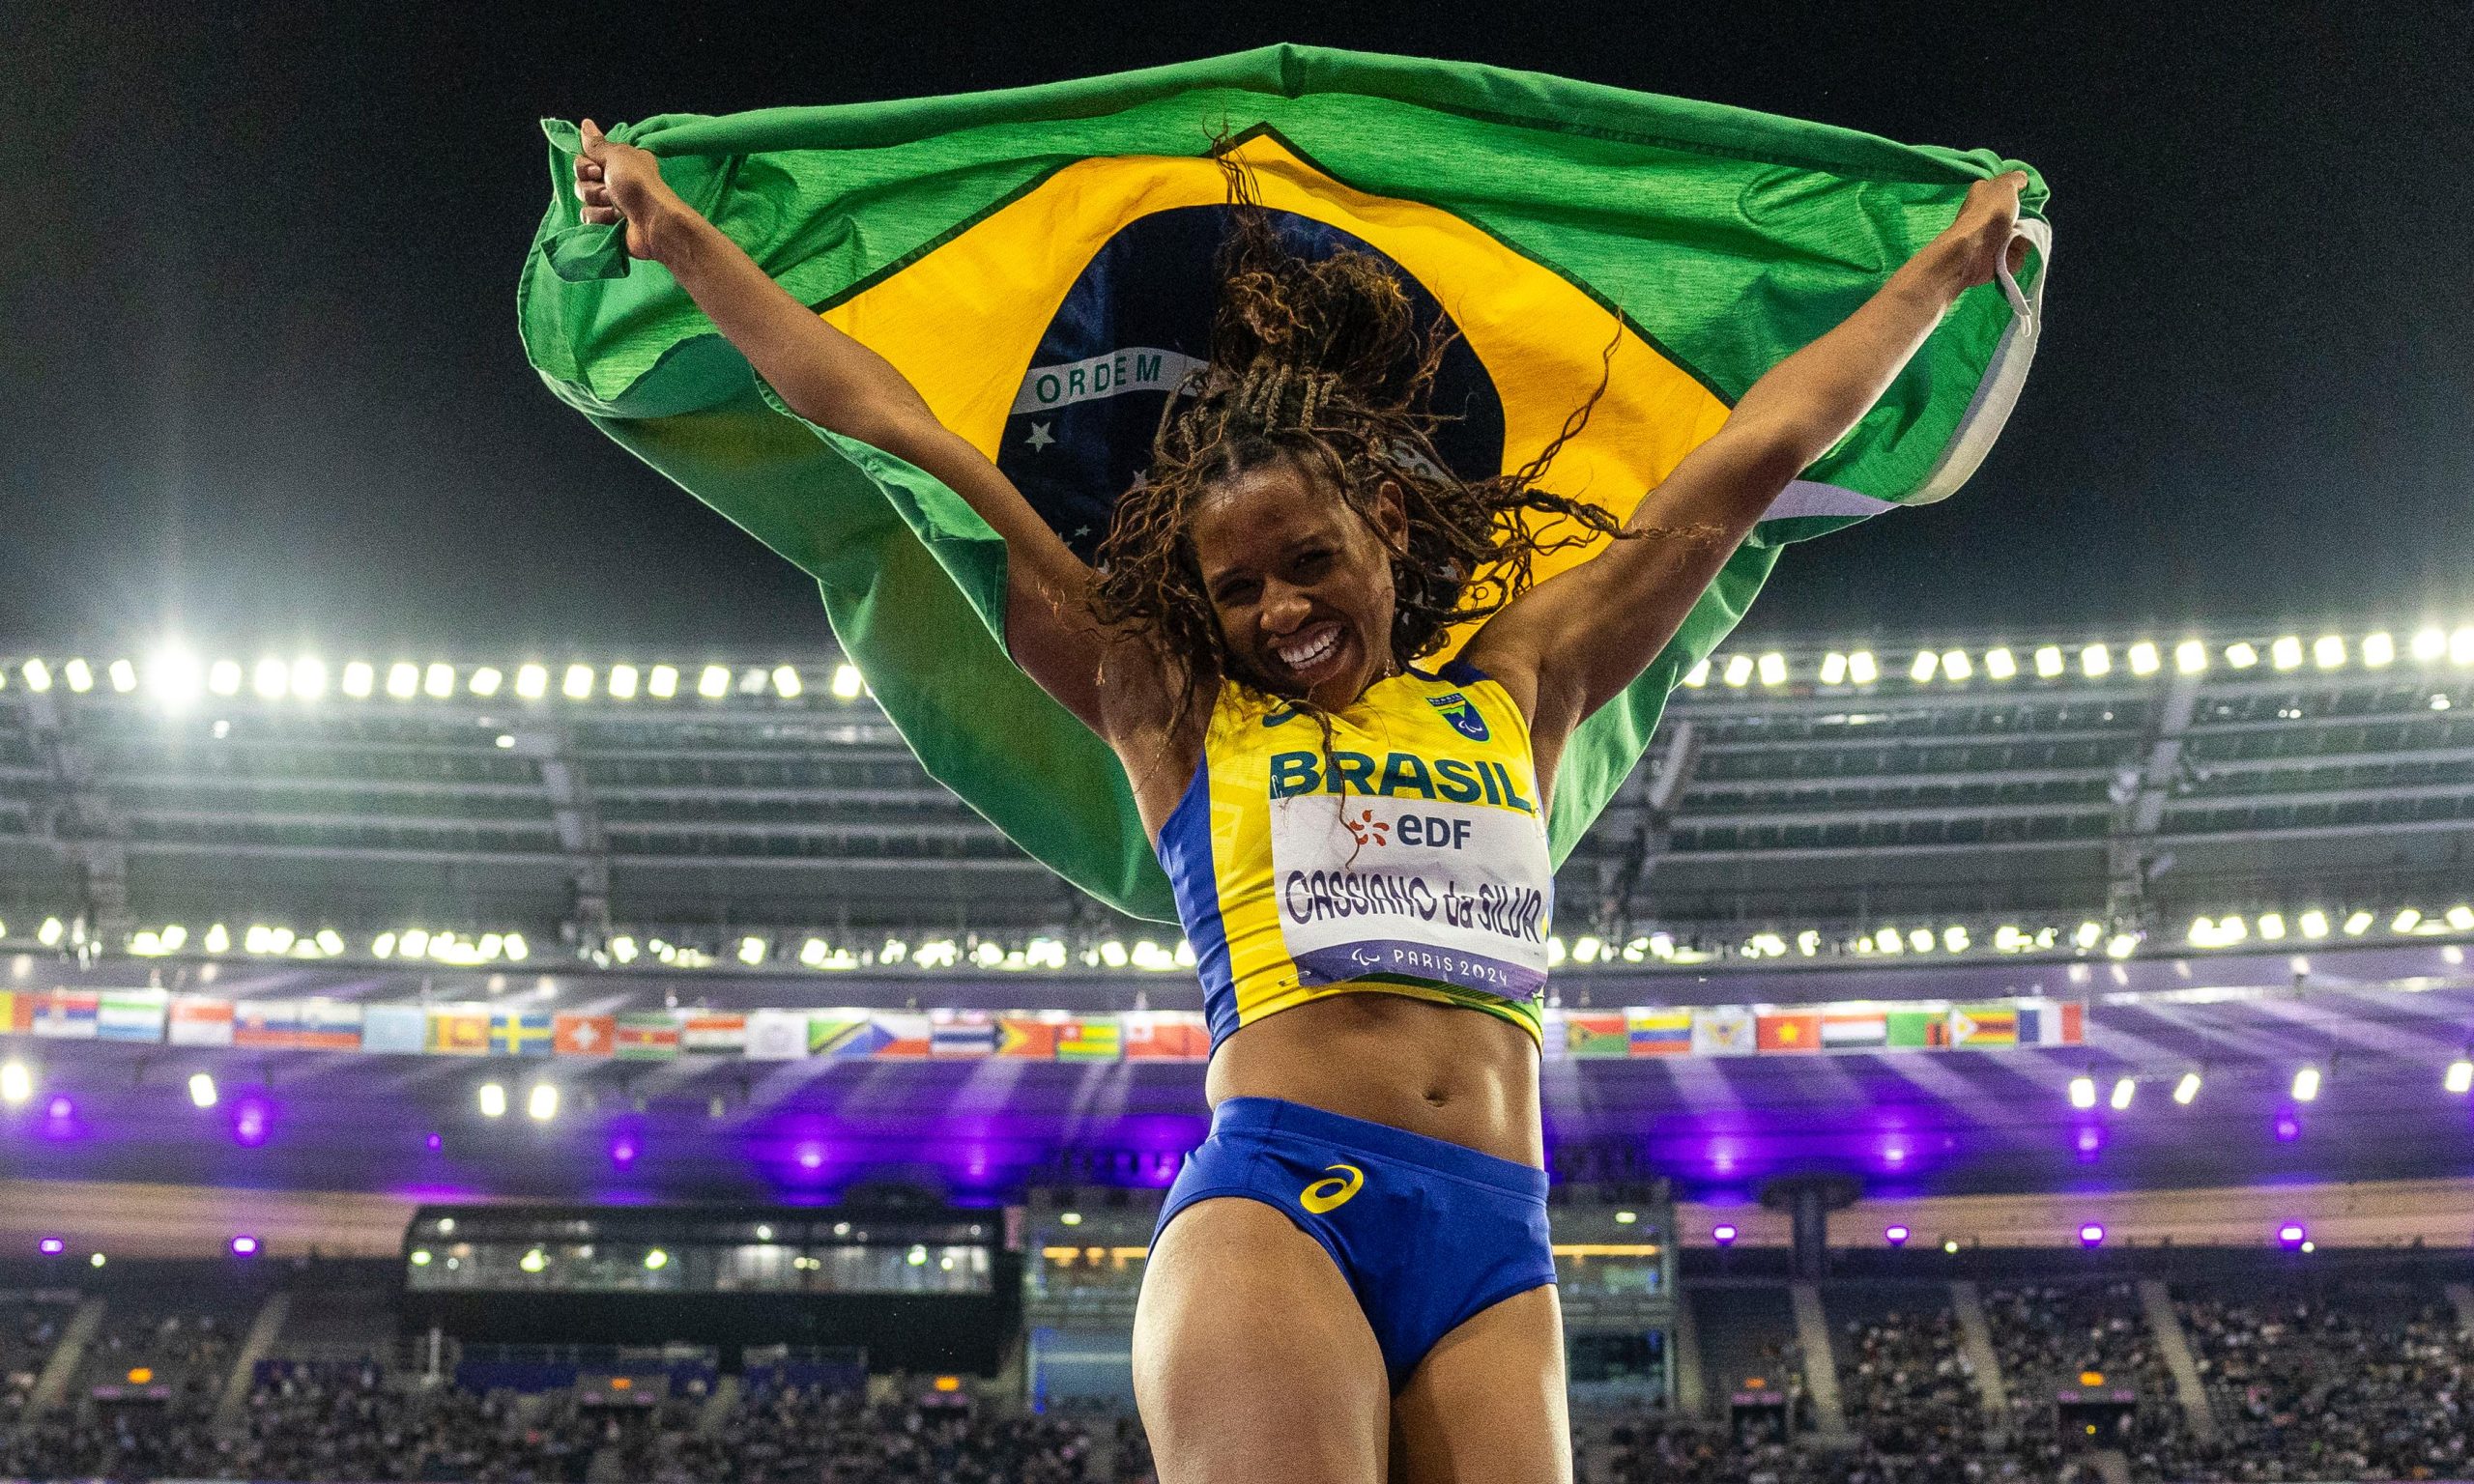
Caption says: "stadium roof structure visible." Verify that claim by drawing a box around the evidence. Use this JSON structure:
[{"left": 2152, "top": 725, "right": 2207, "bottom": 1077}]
[{"left": 1, "top": 621, "right": 2469, "bottom": 978}]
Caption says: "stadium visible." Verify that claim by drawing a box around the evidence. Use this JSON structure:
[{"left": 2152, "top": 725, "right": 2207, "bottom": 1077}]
[{"left": 3, "top": 618, "right": 2471, "bottom": 1481}]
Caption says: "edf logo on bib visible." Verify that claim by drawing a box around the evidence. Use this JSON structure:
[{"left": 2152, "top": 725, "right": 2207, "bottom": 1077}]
[{"left": 1427, "top": 692, "right": 1489, "bottom": 742}]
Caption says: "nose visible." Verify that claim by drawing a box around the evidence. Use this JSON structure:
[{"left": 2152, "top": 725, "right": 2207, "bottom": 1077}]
[{"left": 1260, "top": 583, "right": 1313, "bottom": 637}]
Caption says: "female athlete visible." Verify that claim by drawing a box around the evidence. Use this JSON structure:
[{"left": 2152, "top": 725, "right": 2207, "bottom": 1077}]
[{"left": 572, "top": 118, "right": 2028, "bottom": 1484}]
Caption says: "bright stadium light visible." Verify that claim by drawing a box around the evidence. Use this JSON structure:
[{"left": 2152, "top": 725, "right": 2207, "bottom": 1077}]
[
  {"left": 2174, "top": 640, "right": 2208, "bottom": 674},
  {"left": 1911, "top": 928, "right": 1936, "bottom": 953},
  {"left": 2410, "top": 626, "right": 2448, "bottom": 662},
  {"left": 1819, "top": 652, "right": 1848, "bottom": 685},
  {"left": 1757, "top": 652, "right": 1787, "bottom": 687},
  {"left": 737, "top": 936, "right": 766, "bottom": 966},
  {"left": 21, "top": 659, "right": 52, "bottom": 693},
  {"left": 2258, "top": 912, "right": 2287, "bottom": 941},
  {"left": 208, "top": 659, "right": 244, "bottom": 697},
  {"left": 772, "top": 664, "right": 804, "bottom": 698},
  {"left": 2226, "top": 642, "right": 2260, "bottom": 669},
  {"left": 2344, "top": 909, "right": 2374, "bottom": 936},
  {"left": 2034, "top": 645, "right": 2064, "bottom": 679},
  {"left": 644, "top": 1248, "right": 669, "bottom": 1270},
  {"left": 609, "top": 936, "right": 638, "bottom": 963},
  {"left": 1910, "top": 649, "right": 1938, "bottom": 682},
  {"left": 340, "top": 661, "right": 374, "bottom": 698},
  {"left": 1723, "top": 654, "right": 1754, "bottom": 687},
  {"left": 2394, "top": 908, "right": 2423, "bottom": 933},
  {"left": 739, "top": 666, "right": 770, "bottom": 696},
  {"left": 423, "top": 663, "right": 454, "bottom": 699},
  {"left": 2443, "top": 1057, "right": 2473, "bottom": 1096},
  {"left": 385, "top": 662, "right": 418, "bottom": 699},
  {"left": 519, "top": 1248, "right": 547, "bottom": 1273},
  {"left": 2314, "top": 635, "right": 2345, "bottom": 670},
  {"left": 608, "top": 665, "right": 640, "bottom": 700},
  {"left": 203, "top": 924, "right": 230, "bottom": 953},
  {"left": 2068, "top": 1074, "right": 2097, "bottom": 1109},
  {"left": 2075, "top": 921, "right": 2104, "bottom": 950},
  {"left": 470, "top": 667, "right": 503, "bottom": 698},
  {"left": 38, "top": 917, "right": 65, "bottom": 947},
  {"left": 2106, "top": 933, "right": 2139, "bottom": 959},
  {"left": 2449, "top": 905, "right": 2474, "bottom": 931},
  {"left": 1848, "top": 650, "right": 1879, "bottom": 685},
  {"left": 1884, "top": 1224, "right": 1911, "bottom": 1247},
  {"left": 1, "top": 1062, "right": 31, "bottom": 1106},
  {"left": 698, "top": 665, "right": 731, "bottom": 699},
  {"left": 290, "top": 658, "right": 328, "bottom": 699},
  {"left": 561, "top": 664, "right": 594, "bottom": 699},
  {"left": 144, "top": 648, "right": 206, "bottom": 709},
  {"left": 1943, "top": 925, "right": 1971, "bottom": 953},
  {"left": 515, "top": 664, "right": 549, "bottom": 699},
  {"left": 2110, "top": 1077, "right": 2137, "bottom": 1111},
  {"left": 188, "top": 1071, "right": 217, "bottom": 1108},
  {"left": 2173, "top": 1070, "right": 2202, "bottom": 1105},
  {"left": 503, "top": 933, "right": 528, "bottom": 961},
  {"left": 2271, "top": 635, "right": 2304, "bottom": 671},
  {"left": 476, "top": 1082, "right": 507, "bottom": 1119},
  {"left": 371, "top": 932, "right": 395, "bottom": 958},
  {"left": 1941, "top": 649, "right": 1971, "bottom": 682},
  {"left": 2291, "top": 1065, "right": 2320, "bottom": 1102},
  {"left": 526, "top": 1083, "right": 558, "bottom": 1122},
  {"left": 2078, "top": 1223, "right": 2106, "bottom": 1248},
  {"left": 1683, "top": 659, "right": 1710, "bottom": 688},
  {"left": 2298, "top": 909, "right": 2330, "bottom": 940},
  {"left": 2128, "top": 642, "right": 2160, "bottom": 676},
  {"left": 2081, "top": 643, "right": 2111, "bottom": 678},
  {"left": 799, "top": 937, "right": 829, "bottom": 967},
  {"left": 63, "top": 659, "right": 94, "bottom": 694},
  {"left": 1984, "top": 647, "right": 2017, "bottom": 680},
  {"left": 107, "top": 659, "right": 137, "bottom": 694},
  {"left": 253, "top": 658, "right": 291, "bottom": 699},
  {"left": 1875, "top": 927, "right": 1903, "bottom": 955},
  {"left": 648, "top": 665, "right": 679, "bottom": 699}
]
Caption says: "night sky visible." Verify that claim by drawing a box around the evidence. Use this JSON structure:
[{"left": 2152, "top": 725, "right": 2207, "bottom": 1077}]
[{"left": 4, "top": 1, "right": 2466, "bottom": 659}]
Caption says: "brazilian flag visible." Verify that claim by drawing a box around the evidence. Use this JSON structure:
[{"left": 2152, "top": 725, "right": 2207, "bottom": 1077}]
[{"left": 520, "top": 44, "right": 2049, "bottom": 924}]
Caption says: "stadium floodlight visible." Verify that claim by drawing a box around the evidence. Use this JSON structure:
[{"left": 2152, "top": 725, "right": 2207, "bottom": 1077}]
[
  {"left": 203, "top": 924, "right": 230, "bottom": 953},
  {"left": 398, "top": 928, "right": 430, "bottom": 958},
  {"left": 608, "top": 935, "right": 638, "bottom": 964},
  {"left": 515, "top": 664, "right": 549, "bottom": 699},
  {"left": 2270, "top": 635, "right": 2304, "bottom": 671},
  {"left": 423, "top": 663, "right": 454, "bottom": 699},
  {"left": 1943, "top": 926, "right": 1971, "bottom": 953},
  {"left": 2291, "top": 1065, "right": 2320, "bottom": 1102},
  {"left": 1797, "top": 929, "right": 1821, "bottom": 957},
  {"left": 2258, "top": 912, "right": 2287, "bottom": 941},
  {"left": 1572, "top": 934, "right": 1602, "bottom": 964},
  {"left": 1682, "top": 658, "right": 1710, "bottom": 688},
  {"left": 476, "top": 1082, "right": 507, "bottom": 1119},
  {"left": 107, "top": 659, "right": 137, "bottom": 694},
  {"left": 1906, "top": 928, "right": 1932, "bottom": 954},
  {"left": 526, "top": 1083, "right": 558, "bottom": 1122},
  {"left": 1909, "top": 649, "right": 1938, "bottom": 682},
  {"left": 2222, "top": 914, "right": 2249, "bottom": 943},
  {"left": 647, "top": 664, "right": 678, "bottom": 699},
  {"left": 1097, "top": 939, "right": 1129, "bottom": 969},
  {"left": 37, "top": 1238, "right": 64, "bottom": 1256},
  {"left": 2443, "top": 1057, "right": 2473, "bottom": 1096},
  {"left": 208, "top": 659, "right": 245, "bottom": 697},
  {"left": 2068, "top": 1074, "right": 2098, "bottom": 1109},
  {"left": 2127, "top": 642, "right": 2160, "bottom": 676},
  {"left": 2077, "top": 1223, "right": 2106, "bottom": 1248},
  {"left": 2173, "top": 1070, "right": 2202, "bottom": 1105},
  {"left": 469, "top": 667, "right": 503, "bottom": 698},
  {"left": 503, "top": 933, "right": 528, "bottom": 962},
  {"left": 2110, "top": 1076, "right": 2137, "bottom": 1111},
  {"left": 371, "top": 932, "right": 395, "bottom": 959},
  {"left": 1712, "top": 1223, "right": 1739, "bottom": 1246},
  {"left": 21, "top": 659, "right": 52, "bottom": 693},
  {"left": 384, "top": 662, "right": 418, "bottom": 699},
  {"left": 1983, "top": 647, "right": 2017, "bottom": 680},
  {"left": 315, "top": 928, "right": 344, "bottom": 956},
  {"left": 89, "top": 1253, "right": 105, "bottom": 1269},
  {"left": 2106, "top": 933, "right": 2139, "bottom": 959},
  {"left": 38, "top": 917, "right": 65, "bottom": 948},
  {"left": 2394, "top": 908, "right": 2423, "bottom": 932},
  {"left": 2298, "top": 909, "right": 2330, "bottom": 940},
  {"left": 2173, "top": 640, "right": 2208, "bottom": 674},
  {"left": 1941, "top": 649, "right": 1972, "bottom": 682},
  {"left": 1722, "top": 654, "right": 1754, "bottom": 687},
  {"left": 2314, "top": 635, "right": 2345, "bottom": 671},
  {"left": 2075, "top": 921, "right": 2104, "bottom": 950},
  {"left": 2410, "top": 626, "right": 2448, "bottom": 661},
  {"left": 63, "top": 659, "right": 94, "bottom": 694},
  {"left": 771, "top": 665, "right": 804, "bottom": 699},
  {"left": 561, "top": 664, "right": 594, "bottom": 700},
  {"left": 2033, "top": 644, "right": 2064, "bottom": 678},
  {"left": 1874, "top": 927, "right": 1903, "bottom": 956},
  {"left": 253, "top": 658, "right": 291, "bottom": 700},
  {"left": 2343, "top": 909, "right": 2374, "bottom": 936},
  {"left": 338, "top": 660, "right": 373, "bottom": 698},
  {"left": 1818, "top": 652, "right": 1848, "bottom": 685},
  {"left": 519, "top": 1248, "right": 547, "bottom": 1273},
  {"left": 1884, "top": 1224, "right": 1910, "bottom": 1246},
  {"left": 820, "top": 661, "right": 863, "bottom": 699},
  {"left": 644, "top": 1248, "right": 669, "bottom": 1270},
  {"left": 697, "top": 664, "right": 731, "bottom": 699},
  {"left": 159, "top": 925, "right": 187, "bottom": 952},
  {"left": 739, "top": 666, "right": 770, "bottom": 696},
  {"left": 287, "top": 657, "right": 327, "bottom": 700},
  {"left": 2186, "top": 915, "right": 2216, "bottom": 948},
  {"left": 2447, "top": 904, "right": 2474, "bottom": 930},
  {"left": 737, "top": 935, "right": 766, "bottom": 966},
  {"left": 608, "top": 664, "right": 640, "bottom": 700},
  {"left": 1847, "top": 650, "right": 1879, "bottom": 685},
  {"left": 1757, "top": 652, "right": 1787, "bottom": 687},
  {"left": 188, "top": 1072, "right": 217, "bottom": 1109},
  {"left": 2080, "top": 643, "right": 2112, "bottom": 678},
  {"left": 2276, "top": 1222, "right": 2306, "bottom": 1249},
  {"left": 2226, "top": 642, "right": 2260, "bottom": 669},
  {"left": 230, "top": 1235, "right": 259, "bottom": 1258},
  {"left": 0, "top": 1061, "right": 30, "bottom": 1107},
  {"left": 799, "top": 937, "right": 829, "bottom": 968}
]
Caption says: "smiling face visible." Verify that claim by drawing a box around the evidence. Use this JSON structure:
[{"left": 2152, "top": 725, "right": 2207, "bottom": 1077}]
[{"left": 1188, "top": 450, "right": 1406, "bottom": 711}]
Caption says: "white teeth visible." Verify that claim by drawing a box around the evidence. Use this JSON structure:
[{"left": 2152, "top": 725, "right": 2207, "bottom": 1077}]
[{"left": 1278, "top": 628, "right": 1339, "bottom": 671}]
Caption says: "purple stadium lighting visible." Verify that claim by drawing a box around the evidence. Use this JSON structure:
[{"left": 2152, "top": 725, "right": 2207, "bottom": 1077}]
[
  {"left": 232, "top": 1099, "right": 270, "bottom": 1148},
  {"left": 44, "top": 1095, "right": 71, "bottom": 1121},
  {"left": 2274, "top": 1111, "right": 2302, "bottom": 1143},
  {"left": 37, "top": 1238, "right": 64, "bottom": 1256},
  {"left": 424, "top": 1132, "right": 444, "bottom": 1153},
  {"left": 796, "top": 1144, "right": 825, "bottom": 1171},
  {"left": 1712, "top": 1223, "right": 1740, "bottom": 1246},
  {"left": 611, "top": 1136, "right": 639, "bottom": 1167},
  {"left": 1884, "top": 1224, "right": 1912, "bottom": 1246},
  {"left": 2277, "top": 1222, "right": 2307, "bottom": 1249},
  {"left": 230, "top": 1235, "right": 260, "bottom": 1257},
  {"left": 2078, "top": 1222, "right": 2107, "bottom": 1247}
]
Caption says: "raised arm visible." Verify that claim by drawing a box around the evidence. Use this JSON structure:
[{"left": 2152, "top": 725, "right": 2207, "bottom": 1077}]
[
  {"left": 1461, "top": 173, "right": 2032, "bottom": 765},
  {"left": 573, "top": 121, "right": 1167, "bottom": 739}
]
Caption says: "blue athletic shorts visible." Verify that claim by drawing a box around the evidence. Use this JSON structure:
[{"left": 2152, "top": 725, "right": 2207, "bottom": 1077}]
[{"left": 1153, "top": 1096, "right": 1555, "bottom": 1390}]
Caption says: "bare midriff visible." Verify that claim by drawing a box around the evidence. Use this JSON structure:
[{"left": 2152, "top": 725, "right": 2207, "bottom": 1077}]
[{"left": 1203, "top": 990, "right": 1545, "bottom": 1169}]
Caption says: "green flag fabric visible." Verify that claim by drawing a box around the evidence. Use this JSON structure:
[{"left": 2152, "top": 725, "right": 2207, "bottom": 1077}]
[{"left": 519, "top": 44, "right": 2049, "bottom": 925}]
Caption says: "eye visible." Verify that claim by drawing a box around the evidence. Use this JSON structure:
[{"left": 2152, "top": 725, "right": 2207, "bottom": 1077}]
[
  {"left": 1212, "top": 576, "right": 1259, "bottom": 607},
  {"left": 1293, "top": 548, "right": 1334, "bottom": 579}
]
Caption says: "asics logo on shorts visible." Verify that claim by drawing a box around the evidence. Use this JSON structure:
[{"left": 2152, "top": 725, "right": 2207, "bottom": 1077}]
[{"left": 1300, "top": 1162, "right": 1365, "bottom": 1213}]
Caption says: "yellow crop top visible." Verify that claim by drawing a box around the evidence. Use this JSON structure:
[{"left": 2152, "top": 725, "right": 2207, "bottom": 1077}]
[{"left": 1153, "top": 660, "right": 1554, "bottom": 1050}]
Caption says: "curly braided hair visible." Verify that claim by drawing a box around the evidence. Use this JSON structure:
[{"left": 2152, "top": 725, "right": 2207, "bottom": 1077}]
[{"left": 1090, "top": 159, "right": 1633, "bottom": 737}]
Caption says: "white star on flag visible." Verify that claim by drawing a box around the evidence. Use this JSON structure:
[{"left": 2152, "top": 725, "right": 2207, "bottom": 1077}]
[{"left": 1025, "top": 421, "right": 1055, "bottom": 450}]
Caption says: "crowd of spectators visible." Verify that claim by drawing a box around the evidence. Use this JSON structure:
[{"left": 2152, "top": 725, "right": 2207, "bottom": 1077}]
[{"left": 1, "top": 1300, "right": 72, "bottom": 1426}]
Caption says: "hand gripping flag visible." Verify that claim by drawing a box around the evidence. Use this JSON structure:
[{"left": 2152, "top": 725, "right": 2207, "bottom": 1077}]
[{"left": 521, "top": 45, "right": 2049, "bottom": 923}]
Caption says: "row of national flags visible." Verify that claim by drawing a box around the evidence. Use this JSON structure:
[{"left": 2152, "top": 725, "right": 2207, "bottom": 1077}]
[
  {"left": 1, "top": 989, "right": 2082, "bottom": 1064},
  {"left": 1557, "top": 1000, "right": 2085, "bottom": 1058}
]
